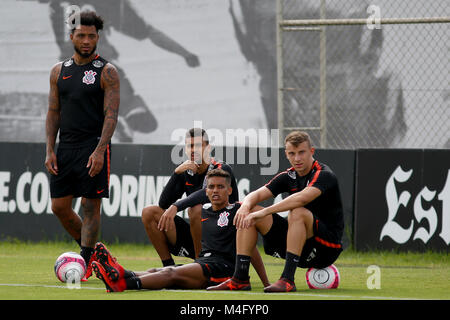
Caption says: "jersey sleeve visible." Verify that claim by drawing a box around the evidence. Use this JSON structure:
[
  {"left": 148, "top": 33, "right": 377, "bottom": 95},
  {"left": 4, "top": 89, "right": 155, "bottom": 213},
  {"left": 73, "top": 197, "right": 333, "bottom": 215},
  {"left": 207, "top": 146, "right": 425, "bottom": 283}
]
[
  {"left": 158, "top": 172, "right": 186, "bottom": 209},
  {"left": 264, "top": 171, "right": 290, "bottom": 197},
  {"left": 173, "top": 188, "right": 209, "bottom": 212},
  {"left": 307, "top": 169, "right": 337, "bottom": 193}
]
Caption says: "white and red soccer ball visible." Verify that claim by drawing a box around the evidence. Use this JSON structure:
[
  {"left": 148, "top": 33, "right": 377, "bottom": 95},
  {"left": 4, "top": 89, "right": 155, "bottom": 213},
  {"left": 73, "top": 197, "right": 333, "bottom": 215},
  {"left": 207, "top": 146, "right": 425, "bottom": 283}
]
[
  {"left": 305, "top": 264, "right": 340, "bottom": 289},
  {"left": 54, "top": 252, "right": 86, "bottom": 283}
]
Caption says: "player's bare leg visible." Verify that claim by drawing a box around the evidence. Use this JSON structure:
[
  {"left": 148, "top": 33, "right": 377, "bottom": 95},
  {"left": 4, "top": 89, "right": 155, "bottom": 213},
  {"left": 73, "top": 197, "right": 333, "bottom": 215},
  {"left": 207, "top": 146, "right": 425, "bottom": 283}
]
[
  {"left": 265, "top": 207, "right": 314, "bottom": 293},
  {"left": 138, "top": 263, "right": 207, "bottom": 290},
  {"left": 188, "top": 204, "right": 202, "bottom": 258},
  {"left": 51, "top": 195, "right": 82, "bottom": 242},
  {"left": 80, "top": 198, "right": 102, "bottom": 248},
  {"left": 286, "top": 207, "right": 314, "bottom": 256},
  {"left": 141, "top": 205, "right": 177, "bottom": 264}
]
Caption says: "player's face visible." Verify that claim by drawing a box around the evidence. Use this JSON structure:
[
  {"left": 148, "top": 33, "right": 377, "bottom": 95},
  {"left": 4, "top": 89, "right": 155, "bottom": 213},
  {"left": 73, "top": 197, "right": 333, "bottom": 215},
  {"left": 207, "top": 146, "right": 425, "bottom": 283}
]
[
  {"left": 206, "top": 176, "right": 232, "bottom": 209},
  {"left": 285, "top": 141, "right": 315, "bottom": 176},
  {"left": 70, "top": 25, "right": 99, "bottom": 58},
  {"left": 185, "top": 136, "right": 210, "bottom": 164}
]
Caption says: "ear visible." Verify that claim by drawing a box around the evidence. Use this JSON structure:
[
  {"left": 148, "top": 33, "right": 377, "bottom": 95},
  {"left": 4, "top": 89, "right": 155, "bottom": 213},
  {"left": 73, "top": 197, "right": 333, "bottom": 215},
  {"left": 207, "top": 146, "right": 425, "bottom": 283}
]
[
  {"left": 311, "top": 147, "right": 315, "bottom": 155},
  {"left": 227, "top": 185, "right": 233, "bottom": 195},
  {"left": 70, "top": 33, "right": 74, "bottom": 41}
]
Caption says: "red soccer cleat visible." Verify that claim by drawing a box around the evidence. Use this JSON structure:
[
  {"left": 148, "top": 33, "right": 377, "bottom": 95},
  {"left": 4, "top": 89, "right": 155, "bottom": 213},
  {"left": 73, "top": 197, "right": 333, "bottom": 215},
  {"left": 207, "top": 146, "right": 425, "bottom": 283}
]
[
  {"left": 92, "top": 261, "right": 127, "bottom": 293},
  {"left": 94, "top": 242, "right": 124, "bottom": 281},
  {"left": 206, "top": 277, "right": 251, "bottom": 291},
  {"left": 81, "top": 251, "right": 97, "bottom": 282},
  {"left": 263, "top": 278, "right": 296, "bottom": 293}
]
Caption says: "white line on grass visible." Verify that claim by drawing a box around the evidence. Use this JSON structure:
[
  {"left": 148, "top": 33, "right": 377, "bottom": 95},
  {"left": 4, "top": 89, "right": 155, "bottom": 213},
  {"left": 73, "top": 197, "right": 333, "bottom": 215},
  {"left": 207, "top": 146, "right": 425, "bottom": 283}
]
[{"left": 0, "top": 283, "right": 425, "bottom": 300}]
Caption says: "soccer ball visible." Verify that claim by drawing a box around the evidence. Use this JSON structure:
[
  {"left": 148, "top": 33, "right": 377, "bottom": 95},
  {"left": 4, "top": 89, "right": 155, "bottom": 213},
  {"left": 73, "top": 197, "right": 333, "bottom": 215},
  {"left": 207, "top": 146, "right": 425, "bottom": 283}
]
[
  {"left": 305, "top": 264, "right": 340, "bottom": 289},
  {"left": 54, "top": 252, "right": 86, "bottom": 283}
]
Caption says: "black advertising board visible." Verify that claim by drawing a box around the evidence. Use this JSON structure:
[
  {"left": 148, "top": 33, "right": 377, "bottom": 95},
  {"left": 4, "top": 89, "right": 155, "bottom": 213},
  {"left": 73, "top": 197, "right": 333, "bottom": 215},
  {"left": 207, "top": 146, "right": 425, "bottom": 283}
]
[
  {"left": 354, "top": 149, "right": 450, "bottom": 251},
  {"left": 0, "top": 143, "right": 355, "bottom": 246}
]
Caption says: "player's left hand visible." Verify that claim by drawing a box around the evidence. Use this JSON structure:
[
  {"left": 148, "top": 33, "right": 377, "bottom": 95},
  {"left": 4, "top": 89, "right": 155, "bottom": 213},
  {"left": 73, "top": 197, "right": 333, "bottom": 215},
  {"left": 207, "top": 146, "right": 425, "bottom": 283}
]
[
  {"left": 87, "top": 150, "right": 104, "bottom": 177},
  {"left": 158, "top": 205, "right": 178, "bottom": 232},
  {"left": 241, "top": 212, "right": 258, "bottom": 229}
]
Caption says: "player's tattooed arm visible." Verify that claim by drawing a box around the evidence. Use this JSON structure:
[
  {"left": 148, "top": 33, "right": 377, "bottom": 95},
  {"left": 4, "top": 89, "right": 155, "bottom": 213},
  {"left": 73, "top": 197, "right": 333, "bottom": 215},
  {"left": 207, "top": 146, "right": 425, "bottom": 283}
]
[
  {"left": 98, "top": 62, "right": 120, "bottom": 150},
  {"left": 86, "top": 63, "right": 120, "bottom": 177},
  {"left": 45, "top": 62, "right": 62, "bottom": 175}
]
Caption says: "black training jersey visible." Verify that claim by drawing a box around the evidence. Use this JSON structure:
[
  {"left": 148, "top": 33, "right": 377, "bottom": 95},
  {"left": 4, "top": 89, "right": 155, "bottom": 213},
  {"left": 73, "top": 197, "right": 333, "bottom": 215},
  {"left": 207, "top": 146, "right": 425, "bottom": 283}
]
[
  {"left": 199, "top": 202, "right": 241, "bottom": 262},
  {"left": 158, "top": 158, "right": 239, "bottom": 210},
  {"left": 57, "top": 55, "right": 107, "bottom": 146},
  {"left": 265, "top": 160, "right": 344, "bottom": 241}
]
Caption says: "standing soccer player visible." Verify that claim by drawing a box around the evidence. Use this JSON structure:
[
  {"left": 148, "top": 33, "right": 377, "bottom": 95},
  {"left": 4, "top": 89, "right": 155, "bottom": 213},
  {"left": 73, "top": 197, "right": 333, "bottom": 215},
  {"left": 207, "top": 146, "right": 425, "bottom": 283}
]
[
  {"left": 208, "top": 131, "right": 344, "bottom": 292},
  {"left": 44, "top": 11, "right": 119, "bottom": 280}
]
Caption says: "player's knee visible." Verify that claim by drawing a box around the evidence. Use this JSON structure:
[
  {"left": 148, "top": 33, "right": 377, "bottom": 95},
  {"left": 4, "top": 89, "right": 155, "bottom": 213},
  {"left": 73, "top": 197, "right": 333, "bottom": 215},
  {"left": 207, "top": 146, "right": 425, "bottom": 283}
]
[
  {"left": 288, "top": 208, "right": 310, "bottom": 225},
  {"left": 187, "top": 205, "right": 202, "bottom": 222},
  {"left": 51, "top": 202, "right": 68, "bottom": 217},
  {"left": 141, "top": 205, "right": 161, "bottom": 225}
]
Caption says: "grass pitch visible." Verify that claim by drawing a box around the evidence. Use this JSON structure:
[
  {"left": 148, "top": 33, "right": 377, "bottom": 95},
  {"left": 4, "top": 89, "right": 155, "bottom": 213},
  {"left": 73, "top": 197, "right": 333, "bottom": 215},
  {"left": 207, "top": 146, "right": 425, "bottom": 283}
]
[{"left": 0, "top": 240, "right": 448, "bottom": 300}]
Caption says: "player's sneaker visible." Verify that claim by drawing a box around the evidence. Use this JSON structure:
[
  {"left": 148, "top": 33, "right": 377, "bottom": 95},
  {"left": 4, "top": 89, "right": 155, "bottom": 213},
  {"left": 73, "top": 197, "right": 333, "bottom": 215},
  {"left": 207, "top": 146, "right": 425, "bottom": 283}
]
[
  {"left": 94, "top": 242, "right": 124, "bottom": 281},
  {"left": 81, "top": 251, "right": 97, "bottom": 282},
  {"left": 206, "top": 277, "right": 251, "bottom": 291},
  {"left": 263, "top": 278, "right": 296, "bottom": 293},
  {"left": 92, "top": 261, "right": 126, "bottom": 293}
]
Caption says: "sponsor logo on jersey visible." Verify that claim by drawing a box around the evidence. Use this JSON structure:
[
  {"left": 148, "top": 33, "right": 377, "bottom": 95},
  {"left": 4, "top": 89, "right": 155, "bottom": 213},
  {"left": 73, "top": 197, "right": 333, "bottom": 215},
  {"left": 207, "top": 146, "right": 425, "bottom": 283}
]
[
  {"left": 64, "top": 59, "right": 73, "bottom": 67},
  {"left": 226, "top": 203, "right": 235, "bottom": 210},
  {"left": 288, "top": 170, "right": 297, "bottom": 180},
  {"left": 92, "top": 60, "right": 104, "bottom": 68},
  {"left": 217, "top": 211, "right": 230, "bottom": 227},
  {"left": 203, "top": 203, "right": 212, "bottom": 209},
  {"left": 82, "top": 70, "right": 97, "bottom": 85}
]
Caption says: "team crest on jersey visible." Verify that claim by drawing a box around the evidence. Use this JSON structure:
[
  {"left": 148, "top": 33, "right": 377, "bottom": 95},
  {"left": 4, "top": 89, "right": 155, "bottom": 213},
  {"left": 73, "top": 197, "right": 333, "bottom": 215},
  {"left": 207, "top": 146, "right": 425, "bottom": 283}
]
[
  {"left": 64, "top": 59, "right": 73, "bottom": 67},
  {"left": 217, "top": 211, "right": 230, "bottom": 227},
  {"left": 92, "top": 60, "right": 104, "bottom": 68},
  {"left": 82, "top": 70, "right": 97, "bottom": 85}
]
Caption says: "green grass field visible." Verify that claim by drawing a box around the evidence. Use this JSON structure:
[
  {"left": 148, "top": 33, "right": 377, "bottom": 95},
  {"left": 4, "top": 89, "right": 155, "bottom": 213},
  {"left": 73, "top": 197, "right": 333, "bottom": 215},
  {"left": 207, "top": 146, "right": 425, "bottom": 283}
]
[{"left": 0, "top": 240, "right": 448, "bottom": 300}]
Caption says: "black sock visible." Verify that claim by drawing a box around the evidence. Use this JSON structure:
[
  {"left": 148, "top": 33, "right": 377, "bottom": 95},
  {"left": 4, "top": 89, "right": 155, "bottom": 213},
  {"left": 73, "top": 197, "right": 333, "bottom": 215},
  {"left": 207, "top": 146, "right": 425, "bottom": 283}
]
[
  {"left": 281, "top": 251, "right": 300, "bottom": 282},
  {"left": 80, "top": 246, "right": 95, "bottom": 266},
  {"left": 125, "top": 276, "right": 142, "bottom": 290},
  {"left": 233, "top": 254, "right": 251, "bottom": 281},
  {"left": 124, "top": 270, "right": 136, "bottom": 278},
  {"left": 162, "top": 258, "right": 175, "bottom": 267},
  {"left": 75, "top": 238, "right": 82, "bottom": 247}
]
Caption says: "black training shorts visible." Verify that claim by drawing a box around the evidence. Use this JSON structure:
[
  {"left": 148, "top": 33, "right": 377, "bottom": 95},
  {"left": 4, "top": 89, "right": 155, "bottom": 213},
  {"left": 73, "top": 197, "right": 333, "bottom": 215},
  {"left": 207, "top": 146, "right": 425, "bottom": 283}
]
[
  {"left": 196, "top": 254, "right": 234, "bottom": 286},
  {"left": 167, "top": 216, "right": 196, "bottom": 259},
  {"left": 50, "top": 140, "right": 110, "bottom": 199},
  {"left": 263, "top": 213, "right": 343, "bottom": 269}
]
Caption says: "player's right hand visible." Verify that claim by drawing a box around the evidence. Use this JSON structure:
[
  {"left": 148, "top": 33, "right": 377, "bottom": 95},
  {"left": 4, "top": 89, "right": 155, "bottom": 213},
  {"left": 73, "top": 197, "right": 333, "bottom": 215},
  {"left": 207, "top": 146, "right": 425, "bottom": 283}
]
[
  {"left": 233, "top": 205, "right": 251, "bottom": 229},
  {"left": 174, "top": 160, "right": 199, "bottom": 174},
  {"left": 158, "top": 205, "right": 178, "bottom": 232},
  {"left": 45, "top": 151, "right": 58, "bottom": 175}
]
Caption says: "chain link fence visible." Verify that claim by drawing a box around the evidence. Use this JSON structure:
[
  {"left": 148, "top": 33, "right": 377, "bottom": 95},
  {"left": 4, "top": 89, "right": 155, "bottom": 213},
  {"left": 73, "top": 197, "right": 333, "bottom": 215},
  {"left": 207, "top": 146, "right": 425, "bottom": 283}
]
[{"left": 277, "top": 0, "right": 449, "bottom": 149}]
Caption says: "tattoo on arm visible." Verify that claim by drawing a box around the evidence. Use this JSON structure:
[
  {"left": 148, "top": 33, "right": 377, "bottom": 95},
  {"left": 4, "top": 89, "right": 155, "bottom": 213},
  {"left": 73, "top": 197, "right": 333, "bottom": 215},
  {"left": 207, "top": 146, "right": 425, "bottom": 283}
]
[
  {"left": 97, "top": 63, "right": 120, "bottom": 153},
  {"left": 46, "top": 63, "right": 62, "bottom": 152}
]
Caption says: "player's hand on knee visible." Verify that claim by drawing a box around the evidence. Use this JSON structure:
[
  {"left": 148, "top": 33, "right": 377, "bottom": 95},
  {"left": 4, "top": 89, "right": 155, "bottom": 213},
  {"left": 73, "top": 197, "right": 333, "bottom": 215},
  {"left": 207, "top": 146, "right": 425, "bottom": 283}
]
[
  {"left": 234, "top": 206, "right": 250, "bottom": 229},
  {"left": 158, "top": 206, "right": 177, "bottom": 232}
]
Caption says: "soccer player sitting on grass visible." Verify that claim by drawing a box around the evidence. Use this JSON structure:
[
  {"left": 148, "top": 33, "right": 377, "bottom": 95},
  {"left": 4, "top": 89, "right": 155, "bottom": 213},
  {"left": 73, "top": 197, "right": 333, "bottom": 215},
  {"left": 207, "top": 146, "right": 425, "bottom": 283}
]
[
  {"left": 92, "top": 169, "right": 269, "bottom": 292},
  {"left": 207, "top": 131, "right": 344, "bottom": 292}
]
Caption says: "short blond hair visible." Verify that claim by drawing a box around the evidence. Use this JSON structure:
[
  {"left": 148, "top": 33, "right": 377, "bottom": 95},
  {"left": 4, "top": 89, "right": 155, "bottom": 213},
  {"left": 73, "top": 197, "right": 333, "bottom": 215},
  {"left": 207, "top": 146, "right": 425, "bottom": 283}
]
[{"left": 284, "top": 131, "right": 312, "bottom": 148}]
